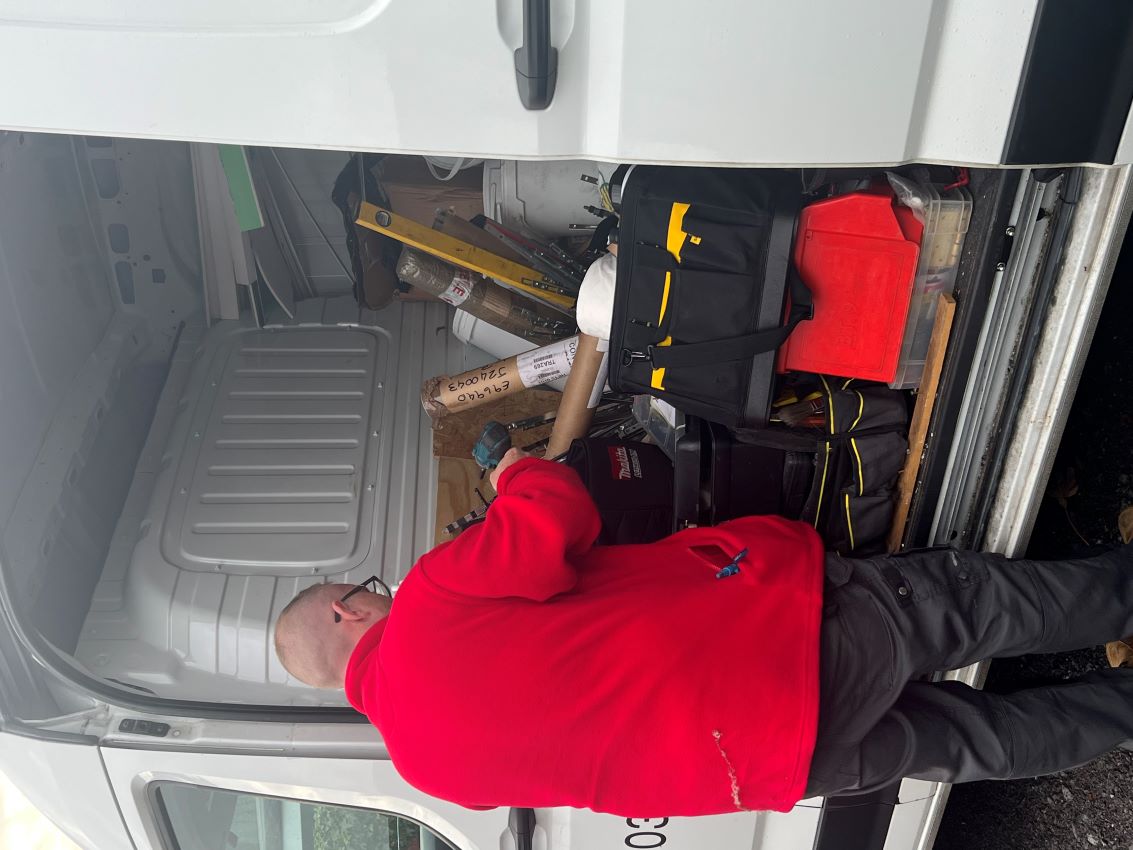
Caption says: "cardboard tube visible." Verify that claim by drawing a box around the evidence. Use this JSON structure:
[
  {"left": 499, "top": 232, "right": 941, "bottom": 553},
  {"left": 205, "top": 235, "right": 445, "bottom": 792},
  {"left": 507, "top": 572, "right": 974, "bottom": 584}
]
[
  {"left": 423, "top": 336, "right": 580, "bottom": 419},
  {"left": 397, "top": 247, "right": 567, "bottom": 339},
  {"left": 545, "top": 334, "right": 608, "bottom": 458}
]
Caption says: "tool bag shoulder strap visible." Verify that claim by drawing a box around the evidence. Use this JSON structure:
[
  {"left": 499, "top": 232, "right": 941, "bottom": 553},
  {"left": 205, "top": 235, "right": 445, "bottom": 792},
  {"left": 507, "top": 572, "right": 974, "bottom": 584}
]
[{"left": 631, "top": 243, "right": 814, "bottom": 370}]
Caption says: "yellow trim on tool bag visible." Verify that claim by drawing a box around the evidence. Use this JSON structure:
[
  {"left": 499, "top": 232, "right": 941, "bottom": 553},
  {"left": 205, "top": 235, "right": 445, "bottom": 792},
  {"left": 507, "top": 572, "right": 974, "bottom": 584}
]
[
  {"left": 666, "top": 202, "right": 692, "bottom": 262},
  {"left": 820, "top": 375, "right": 835, "bottom": 433},
  {"left": 811, "top": 376, "right": 838, "bottom": 530},
  {"left": 850, "top": 391, "right": 865, "bottom": 430},
  {"left": 848, "top": 389, "right": 866, "bottom": 495},
  {"left": 658, "top": 277, "right": 673, "bottom": 325},
  {"left": 850, "top": 438, "right": 865, "bottom": 495},
  {"left": 813, "top": 376, "right": 836, "bottom": 530},
  {"left": 844, "top": 493, "right": 856, "bottom": 550},
  {"left": 813, "top": 443, "right": 832, "bottom": 529},
  {"left": 651, "top": 202, "right": 692, "bottom": 391},
  {"left": 650, "top": 336, "right": 673, "bottom": 389}
]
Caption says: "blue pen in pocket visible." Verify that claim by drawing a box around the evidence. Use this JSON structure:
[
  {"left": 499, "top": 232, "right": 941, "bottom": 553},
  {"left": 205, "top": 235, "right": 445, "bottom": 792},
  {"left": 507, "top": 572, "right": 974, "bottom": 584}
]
[{"left": 715, "top": 547, "right": 748, "bottom": 579}]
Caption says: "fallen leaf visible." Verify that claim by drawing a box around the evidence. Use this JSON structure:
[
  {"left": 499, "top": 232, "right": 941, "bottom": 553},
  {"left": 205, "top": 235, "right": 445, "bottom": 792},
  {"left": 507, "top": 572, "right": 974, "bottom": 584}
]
[{"left": 1050, "top": 467, "right": 1080, "bottom": 508}]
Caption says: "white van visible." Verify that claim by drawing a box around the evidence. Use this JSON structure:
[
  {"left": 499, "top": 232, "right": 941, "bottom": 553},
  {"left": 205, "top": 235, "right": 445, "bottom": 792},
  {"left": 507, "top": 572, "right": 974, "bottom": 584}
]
[{"left": 1, "top": 3, "right": 1132, "bottom": 849}]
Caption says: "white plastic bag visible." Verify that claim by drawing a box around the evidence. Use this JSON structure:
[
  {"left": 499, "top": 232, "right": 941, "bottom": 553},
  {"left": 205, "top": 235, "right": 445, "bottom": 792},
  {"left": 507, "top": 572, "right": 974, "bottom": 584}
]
[
  {"left": 886, "top": 172, "right": 930, "bottom": 224},
  {"left": 423, "top": 156, "right": 484, "bottom": 182},
  {"left": 576, "top": 252, "right": 618, "bottom": 340}
]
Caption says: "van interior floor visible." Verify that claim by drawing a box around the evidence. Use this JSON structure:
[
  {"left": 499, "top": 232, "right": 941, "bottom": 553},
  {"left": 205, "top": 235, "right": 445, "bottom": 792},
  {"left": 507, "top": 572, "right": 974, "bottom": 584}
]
[{"left": 76, "top": 297, "right": 471, "bottom": 706}]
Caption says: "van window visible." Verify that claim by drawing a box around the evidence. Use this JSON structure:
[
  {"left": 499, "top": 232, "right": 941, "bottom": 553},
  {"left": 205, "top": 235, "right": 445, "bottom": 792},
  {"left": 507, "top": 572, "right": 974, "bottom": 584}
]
[{"left": 153, "top": 782, "right": 459, "bottom": 850}]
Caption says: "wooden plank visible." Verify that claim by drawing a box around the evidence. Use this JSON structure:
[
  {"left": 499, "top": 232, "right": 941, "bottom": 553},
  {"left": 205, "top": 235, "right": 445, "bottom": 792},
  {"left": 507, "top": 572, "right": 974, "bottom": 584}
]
[
  {"left": 887, "top": 293, "right": 958, "bottom": 553},
  {"left": 432, "top": 388, "right": 562, "bottom": 460},
  {"left": 433, "top": 210, "right": 527, "bottom": 265},
  {"left": 434, "top": 458, "right": 496, "bottom": 547},
  {"left": 355, "top": 202, "right": 575, "bottom": 310}
]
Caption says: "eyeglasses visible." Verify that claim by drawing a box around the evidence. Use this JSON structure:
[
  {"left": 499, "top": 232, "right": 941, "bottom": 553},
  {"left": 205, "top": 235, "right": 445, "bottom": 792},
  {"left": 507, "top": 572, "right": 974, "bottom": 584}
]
[{"left": 333, "top": 575, "right": 393, "bottom": 623}]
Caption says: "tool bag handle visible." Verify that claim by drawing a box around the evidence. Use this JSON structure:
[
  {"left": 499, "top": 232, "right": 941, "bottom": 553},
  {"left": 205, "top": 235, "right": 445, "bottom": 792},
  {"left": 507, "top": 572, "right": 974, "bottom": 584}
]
[{"left": 634, "top": 245, "right": 813, "bottom": 370}]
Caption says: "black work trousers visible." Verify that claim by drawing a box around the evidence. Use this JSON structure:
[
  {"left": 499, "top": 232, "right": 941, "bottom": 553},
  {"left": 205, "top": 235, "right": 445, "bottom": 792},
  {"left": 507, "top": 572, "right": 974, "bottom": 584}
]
[{"left": 806, "top": 543, "right": 1133, "bottom": 797}]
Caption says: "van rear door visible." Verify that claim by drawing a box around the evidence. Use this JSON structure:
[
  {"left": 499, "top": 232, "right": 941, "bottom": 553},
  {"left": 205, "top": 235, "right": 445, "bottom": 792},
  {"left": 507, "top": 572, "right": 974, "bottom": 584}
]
[
  {"left": 99, "top": 730, "right": 828, "bottom": 850},
  {"left": 0, "top": 1, "right": 1046, "bottom": 166}
]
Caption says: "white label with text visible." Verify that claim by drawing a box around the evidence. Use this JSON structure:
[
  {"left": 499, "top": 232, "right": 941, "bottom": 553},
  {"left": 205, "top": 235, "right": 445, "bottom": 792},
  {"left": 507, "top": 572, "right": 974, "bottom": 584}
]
[
  {"left": 517, "top": 336, "right": 578, "bottom": 387},
  {"left": 437, "top": 270, "right": 474, "bottom": 306}
]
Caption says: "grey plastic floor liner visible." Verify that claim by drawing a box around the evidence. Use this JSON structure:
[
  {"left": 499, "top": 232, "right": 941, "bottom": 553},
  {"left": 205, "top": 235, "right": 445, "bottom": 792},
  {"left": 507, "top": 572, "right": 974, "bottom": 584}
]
[
  {"left": 77, "top": 297, "right": 468, "bottom": 705},
  {"left": 171, "top": 327, "right": 382, "bottom": 574}
]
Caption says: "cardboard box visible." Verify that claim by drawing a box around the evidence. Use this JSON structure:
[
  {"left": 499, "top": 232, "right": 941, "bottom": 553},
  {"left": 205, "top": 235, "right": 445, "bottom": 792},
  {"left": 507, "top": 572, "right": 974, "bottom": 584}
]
[{"left": 381, "top": 157, "right": 484, "bottom": 226}]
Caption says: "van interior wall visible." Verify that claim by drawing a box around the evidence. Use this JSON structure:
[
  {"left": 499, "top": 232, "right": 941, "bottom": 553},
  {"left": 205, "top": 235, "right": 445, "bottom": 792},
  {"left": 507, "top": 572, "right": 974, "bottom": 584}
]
[
  {"left": 0, "top": 133, "right": 203, "bottom": 653},
  {"left": 257, "top": 148, "right": 483, "bottom": 300},
  {"left": 0, "top": 133, "right": 486, "bottom": 706},
  {"left": 15, "top": 143, "right": 478, "bottom": 707},
  {"left": 257, "top": 147, "right": 356, "bottom": 298}
]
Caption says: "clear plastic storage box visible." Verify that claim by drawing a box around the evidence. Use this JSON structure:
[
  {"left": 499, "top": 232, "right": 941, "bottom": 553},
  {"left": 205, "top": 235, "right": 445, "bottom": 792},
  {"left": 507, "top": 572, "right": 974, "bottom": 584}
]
[
  {"left": 632, "top": 394, "right": 685, "bottom": 460},
  {"left": 890, "top": 185, "right": 973, "bottom": 389}
]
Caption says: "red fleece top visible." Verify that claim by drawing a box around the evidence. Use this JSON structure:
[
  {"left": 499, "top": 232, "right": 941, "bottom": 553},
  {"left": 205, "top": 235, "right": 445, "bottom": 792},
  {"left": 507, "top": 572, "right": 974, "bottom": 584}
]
[{"left": 344, "top": 458, "right": 825, "bottom": 816}]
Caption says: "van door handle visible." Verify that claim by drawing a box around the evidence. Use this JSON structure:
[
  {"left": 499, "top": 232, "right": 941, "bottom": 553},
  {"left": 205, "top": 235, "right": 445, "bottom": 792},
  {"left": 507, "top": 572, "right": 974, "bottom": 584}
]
[
  {"left": 513, "top": 0, "right": 557, "bottom": 110},
  {"left": 508, "top": 806, "right": 536, "bottom": 850}
]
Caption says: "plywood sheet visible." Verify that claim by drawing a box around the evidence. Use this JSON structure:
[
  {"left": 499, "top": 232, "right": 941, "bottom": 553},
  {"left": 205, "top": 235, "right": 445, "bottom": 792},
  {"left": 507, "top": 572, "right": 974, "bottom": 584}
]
[
  {"left": 434, "top": 458, "right": 495, "bottom": 546},
  {"left": 431, "top": 388, "right": 561, "bottom": 460}
]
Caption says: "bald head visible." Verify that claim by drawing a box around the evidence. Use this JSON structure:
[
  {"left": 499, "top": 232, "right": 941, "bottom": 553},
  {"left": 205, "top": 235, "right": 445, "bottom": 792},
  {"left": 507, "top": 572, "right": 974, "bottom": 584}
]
[{"left": 274, "top": 583, "right": 392, "bottom": 689}]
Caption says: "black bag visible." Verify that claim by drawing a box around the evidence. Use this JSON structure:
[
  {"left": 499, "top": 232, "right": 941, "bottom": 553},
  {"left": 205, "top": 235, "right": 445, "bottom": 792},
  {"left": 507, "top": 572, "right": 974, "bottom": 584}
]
[
  {"left": 560, "top": 438, "right": 674, "bottom": 545},
  {"left": 732, "top": 380, "right": 908, "bottom": 556},
  {"left": 609, "top": 166, "right": 811, "bottom": 428},
  {"left": 674, "top": 416, "right": 814, "bottom": 529},
  {"left": 331, "top": 154, "right": 403, "bottom": 310}
]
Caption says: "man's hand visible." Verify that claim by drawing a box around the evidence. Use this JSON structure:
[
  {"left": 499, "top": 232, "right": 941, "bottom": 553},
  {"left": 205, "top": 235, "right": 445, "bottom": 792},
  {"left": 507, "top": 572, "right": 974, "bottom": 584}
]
[{"left": 490, "top": 447, "right": 531, "bottom": 491}]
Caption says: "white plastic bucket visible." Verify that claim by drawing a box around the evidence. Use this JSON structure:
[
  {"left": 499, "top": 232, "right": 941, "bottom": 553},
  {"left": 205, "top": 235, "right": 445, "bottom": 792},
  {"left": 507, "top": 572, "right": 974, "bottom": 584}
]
[
  {"left": 483, "top": 159, "right": 609, "bottom": 238},
  {"left": 451, "top": 309, "right": 568, "bottom": 391}
]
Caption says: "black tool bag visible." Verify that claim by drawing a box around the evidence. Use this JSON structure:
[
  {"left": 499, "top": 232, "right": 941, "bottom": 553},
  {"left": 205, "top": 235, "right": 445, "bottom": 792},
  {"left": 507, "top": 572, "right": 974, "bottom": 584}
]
[
  {"left": 609, "top": 166, "right": 811, "bottom": 428},
  {"left": 560, "top": 438, "right": 674, "bottom": 545},
  {"left": 733, "top": 380, "right": 908, "bottom": 556},
  {"left": 674, "top": 416, "right": 814, "bottom": 530},
  {"left": 801, "top": 381, "right": 908, "bottom": 556}
]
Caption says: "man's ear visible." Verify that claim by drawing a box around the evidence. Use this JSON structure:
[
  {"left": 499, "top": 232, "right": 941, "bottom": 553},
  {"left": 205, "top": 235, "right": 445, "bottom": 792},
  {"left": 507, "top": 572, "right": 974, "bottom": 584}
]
[{"left": 332, "top": 599, "right": 366, "bottom": 622}]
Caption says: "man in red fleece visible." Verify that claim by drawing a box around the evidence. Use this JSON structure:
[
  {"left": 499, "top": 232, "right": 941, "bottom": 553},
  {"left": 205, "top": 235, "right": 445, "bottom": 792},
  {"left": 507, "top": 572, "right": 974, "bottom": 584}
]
[{"left": 274, "top": 449, "right": 1133, "bottom": 816}]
